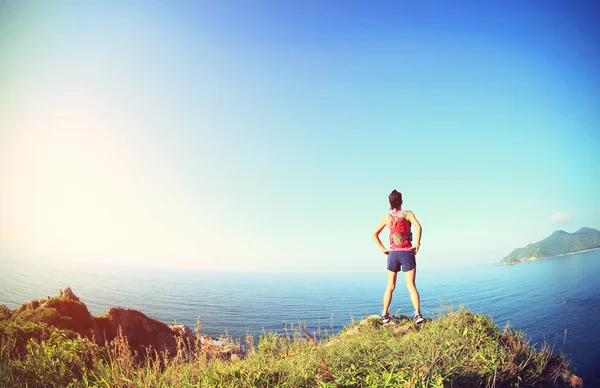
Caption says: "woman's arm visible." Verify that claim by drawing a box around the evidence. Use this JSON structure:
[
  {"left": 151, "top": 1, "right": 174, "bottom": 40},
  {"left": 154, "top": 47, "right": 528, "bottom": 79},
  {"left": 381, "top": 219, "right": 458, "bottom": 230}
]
[
  {"left": 407, "top": 211, "right": 422, "bottom": 253},
  {"left": 372, "top": 215, "right": 390, "bottom": 254}
]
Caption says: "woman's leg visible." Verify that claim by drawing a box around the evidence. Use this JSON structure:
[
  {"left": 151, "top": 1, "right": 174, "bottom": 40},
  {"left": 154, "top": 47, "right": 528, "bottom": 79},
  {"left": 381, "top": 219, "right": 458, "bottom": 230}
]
[
  {"left": 404, "top": 268, "right": 421, "bottom": 315},
  {"left": 382, "top": 270, "right": 397, "bottom": 316}
]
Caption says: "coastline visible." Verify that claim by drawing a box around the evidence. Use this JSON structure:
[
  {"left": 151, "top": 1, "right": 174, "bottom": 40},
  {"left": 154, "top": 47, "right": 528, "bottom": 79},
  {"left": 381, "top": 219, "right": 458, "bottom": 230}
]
[
  {"left": 549, "top": 247, "right": 600, "bottom": 258},
  {"left": 504, "top": 246, "right": 600, "bottom": 265}
]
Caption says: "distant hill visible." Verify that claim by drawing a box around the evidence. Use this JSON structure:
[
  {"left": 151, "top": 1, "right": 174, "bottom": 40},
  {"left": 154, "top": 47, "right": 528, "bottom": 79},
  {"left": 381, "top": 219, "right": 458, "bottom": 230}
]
[{"left": 501, "top": 227, "right": 600, "bottom": 264}]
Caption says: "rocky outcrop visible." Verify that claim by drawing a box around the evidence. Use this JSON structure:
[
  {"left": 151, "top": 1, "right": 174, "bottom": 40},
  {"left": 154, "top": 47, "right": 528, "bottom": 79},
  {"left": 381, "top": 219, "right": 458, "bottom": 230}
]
[
  {"left": 14, "top": 292, "right": 95, "bottom": 337},
  {"left": 59, "top": 286, "right": 80, "bottom": 301},
  {"left": 10, "top": 287, "right": 238, "bottom": 358},
  {"left": 95, "top": 307, "right": 178, "bottom": 355},
  {"left": 569, "top": 375, "right": 584, "bottom": 387},
  {"left": 170, "top": 324, "right": 195, "bottom": 341}
]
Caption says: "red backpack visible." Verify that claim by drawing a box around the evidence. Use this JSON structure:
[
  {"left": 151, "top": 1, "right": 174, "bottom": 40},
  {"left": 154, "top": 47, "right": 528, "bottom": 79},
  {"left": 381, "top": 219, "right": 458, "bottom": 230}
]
[{"left": 389, "top": 211, "right": 413, "bottom": 249}]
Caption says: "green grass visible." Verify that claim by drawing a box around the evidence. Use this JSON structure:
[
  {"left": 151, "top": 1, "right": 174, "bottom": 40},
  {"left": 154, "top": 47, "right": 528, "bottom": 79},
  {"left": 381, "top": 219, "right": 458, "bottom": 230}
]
[{"left": 0, "top": 305, "right": 575, "bottom": 387}]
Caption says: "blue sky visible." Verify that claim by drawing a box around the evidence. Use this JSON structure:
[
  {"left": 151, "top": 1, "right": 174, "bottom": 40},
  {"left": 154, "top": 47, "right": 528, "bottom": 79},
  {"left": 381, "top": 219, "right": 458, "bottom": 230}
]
[{"left": 0, "top": 0, "right": 598, "bottom": 272}]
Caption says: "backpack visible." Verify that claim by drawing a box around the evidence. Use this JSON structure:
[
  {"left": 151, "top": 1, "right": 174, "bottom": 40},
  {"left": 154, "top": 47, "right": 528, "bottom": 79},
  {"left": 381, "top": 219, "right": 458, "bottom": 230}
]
[{"left": 389, "top": 211, "right": 413, "bottom": 249}]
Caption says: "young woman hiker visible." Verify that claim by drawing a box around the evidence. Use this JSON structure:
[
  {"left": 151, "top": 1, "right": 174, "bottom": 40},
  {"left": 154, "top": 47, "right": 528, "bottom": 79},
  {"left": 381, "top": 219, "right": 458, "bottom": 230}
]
[{"left": 372, "top": 190, "right": 424, "bottom": 324}]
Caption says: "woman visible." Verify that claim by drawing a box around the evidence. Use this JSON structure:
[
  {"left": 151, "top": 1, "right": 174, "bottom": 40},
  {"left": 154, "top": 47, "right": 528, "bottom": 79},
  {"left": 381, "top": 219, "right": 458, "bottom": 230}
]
[{"left": 372, "top": 189, "right": 424, "bottom": 324}]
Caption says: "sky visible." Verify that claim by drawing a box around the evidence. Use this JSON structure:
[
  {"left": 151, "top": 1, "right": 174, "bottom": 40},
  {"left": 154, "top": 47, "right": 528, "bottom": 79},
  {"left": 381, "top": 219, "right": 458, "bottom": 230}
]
[{"left": 0, "top": 0, "right": 598, "bottom": 273}]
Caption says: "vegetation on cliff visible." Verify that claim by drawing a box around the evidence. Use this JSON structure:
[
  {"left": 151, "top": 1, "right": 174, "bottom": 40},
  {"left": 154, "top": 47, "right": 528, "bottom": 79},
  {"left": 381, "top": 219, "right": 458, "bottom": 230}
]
[
  {"left": 0, "top": 291, "right": 580, "bottom": 387},
  {"left": 501, "top": 227, "right": 600, "bottom": 264}
]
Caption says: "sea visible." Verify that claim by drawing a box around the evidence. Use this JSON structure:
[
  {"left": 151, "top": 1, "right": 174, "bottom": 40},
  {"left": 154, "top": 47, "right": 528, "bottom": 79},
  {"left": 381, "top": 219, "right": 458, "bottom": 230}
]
[{"left": 1, "top": 250, "right": 599, "bottom": 385}]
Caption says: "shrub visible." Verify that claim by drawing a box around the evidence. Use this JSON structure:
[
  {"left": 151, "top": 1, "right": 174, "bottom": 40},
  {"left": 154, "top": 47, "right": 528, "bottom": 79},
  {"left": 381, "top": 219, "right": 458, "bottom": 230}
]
[
  {"left": 0, "top": 305, "right": 13, "bottom": 322},
  {"left": 1, "top": 331, "right": 100, "bottom": 388},
  {"left": 0, "top": 319, "right": 54, "bottom": 358}
]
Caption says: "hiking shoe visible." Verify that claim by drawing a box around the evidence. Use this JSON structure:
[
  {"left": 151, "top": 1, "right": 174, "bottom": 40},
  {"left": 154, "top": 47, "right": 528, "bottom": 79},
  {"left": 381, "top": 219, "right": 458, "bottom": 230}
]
[
  {"left": 381, "top": 314, "right": 391, "bottom": 324},
  {"left": 414, "top": 314, "right": 425, "bottom": 324}
]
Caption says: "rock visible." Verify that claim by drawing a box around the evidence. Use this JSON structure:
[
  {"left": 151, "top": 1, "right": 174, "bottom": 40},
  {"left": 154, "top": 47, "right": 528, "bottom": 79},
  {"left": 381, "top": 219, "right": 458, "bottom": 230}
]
[
  {"left": 360, "top": 314, "right": 412, "bottom": 327},
  {"left": 198, "top": 335, "right": 239, "bottom": 359},
  {"left": 26, "top": 300, "right": 40, "bottom": 310},
  {"left": 393, "top": 323, "right": 412, "bottom": 336},
  {"left": 59, "top": 286, "right": 80, "bottom": 301},
  {"left": 99, "top": 307, "right": 178, "bottom": 356},
  {"left": 358, "top": 314, "right": 384, "bottom": 329},
  {"left": 361, "top": 315, "right": 381, "bottom": 324},
  {"left": 569, "top": 375, "right": 584, "bottom": 387},
  {"left": 170, "top": 324, "right": 196, "bottom": 342},
  {"left": 170, "top": 323, "right": 198, "bottom": 352}
]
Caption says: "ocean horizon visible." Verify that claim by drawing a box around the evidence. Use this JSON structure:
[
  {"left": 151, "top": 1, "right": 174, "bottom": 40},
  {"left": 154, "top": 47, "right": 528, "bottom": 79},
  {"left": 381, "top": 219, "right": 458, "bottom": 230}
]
[{"left": 2, "top": 250, "right": 599, "bottom": 385}]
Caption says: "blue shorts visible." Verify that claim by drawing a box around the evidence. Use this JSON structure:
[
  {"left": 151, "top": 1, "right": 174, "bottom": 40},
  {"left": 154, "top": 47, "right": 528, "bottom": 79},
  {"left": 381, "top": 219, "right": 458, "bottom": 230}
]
[{"left": 387, "top": 250, "right": 416, "bottom": 272}]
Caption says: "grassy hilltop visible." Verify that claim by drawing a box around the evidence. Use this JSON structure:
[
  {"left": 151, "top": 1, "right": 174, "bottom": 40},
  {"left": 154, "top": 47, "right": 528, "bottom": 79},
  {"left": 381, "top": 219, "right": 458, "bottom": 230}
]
[{"left": 0, "top": 293, "right": 582, "bottom": 387}]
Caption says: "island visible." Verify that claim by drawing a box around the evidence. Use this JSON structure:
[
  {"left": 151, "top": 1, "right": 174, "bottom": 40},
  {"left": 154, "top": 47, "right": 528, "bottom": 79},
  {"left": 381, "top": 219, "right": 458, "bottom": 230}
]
[{"left": 501, "top": 227, "right": 600, "bottom": 264}]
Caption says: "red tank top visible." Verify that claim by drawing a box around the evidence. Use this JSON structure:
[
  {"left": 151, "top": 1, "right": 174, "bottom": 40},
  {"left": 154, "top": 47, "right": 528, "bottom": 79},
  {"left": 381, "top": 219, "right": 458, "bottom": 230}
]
[{"left": 389, "top": 210, "right": 413, "bottom": 250}]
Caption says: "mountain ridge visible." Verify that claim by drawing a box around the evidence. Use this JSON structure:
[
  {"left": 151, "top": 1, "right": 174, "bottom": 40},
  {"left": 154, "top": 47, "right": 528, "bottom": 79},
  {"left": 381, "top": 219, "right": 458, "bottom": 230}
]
[{"left": 501, "top": 227, "right": 600, "bottom": 264}]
